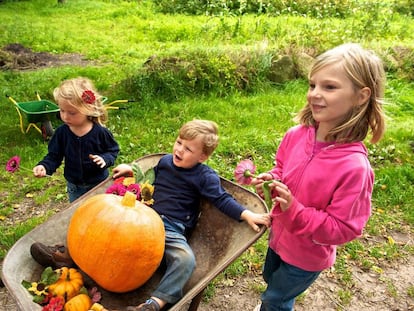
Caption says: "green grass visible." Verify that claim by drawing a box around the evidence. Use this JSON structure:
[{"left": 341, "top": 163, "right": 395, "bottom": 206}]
[{"left": 1, "top": 0, "right": 414, "bottom": 306}]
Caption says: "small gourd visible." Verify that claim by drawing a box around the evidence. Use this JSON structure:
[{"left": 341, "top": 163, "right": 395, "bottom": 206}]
[
  {"left": 67, "top": 192, "right": 165, "bottom": 292},
  {"left": 63, "top": 293, "right": 92, "bottom": 311},
  {"left": 48, "top": 267, "right": 84, "bottom": 301},
  {"left": 88, "top": 303, "right": 108, "bottom": 311}
]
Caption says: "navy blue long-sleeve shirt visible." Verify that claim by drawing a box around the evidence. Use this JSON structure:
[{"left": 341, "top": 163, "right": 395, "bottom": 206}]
[
  {"left": 152, "top": 154, "right": 245, "bottom": 229},
  {"left": 38, "top": 123, "right": 119, "bottom": 186}
]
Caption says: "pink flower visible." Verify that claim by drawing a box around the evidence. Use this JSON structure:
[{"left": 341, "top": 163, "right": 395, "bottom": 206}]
[
  {"left": 88, "top": 286, "right": 102, "bottom": 303},
  {"left": 126, "top": 184, "right": 141, "bottom": 198},
  {"left": 81, "top": 90, "right": 96, "bottom": 104},
  {"left": 41, "top": 296, "right": 64, "bottom": 311},
  {"left": 6, "top": 155, "right": 43, "bottom": 175},
  {"left": 234, "top": 159, "right": 256, "bottom": 185},
  {"left": 105, "top": 183, "right": 127, "bottom": 196},
  {"left": 6, "top": 156, "right": 21, "bottom": 173}
]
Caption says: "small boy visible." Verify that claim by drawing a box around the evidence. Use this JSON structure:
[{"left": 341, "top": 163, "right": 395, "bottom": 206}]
[{"left": 113, "top": 119, "right": 271, "bottom": 311}]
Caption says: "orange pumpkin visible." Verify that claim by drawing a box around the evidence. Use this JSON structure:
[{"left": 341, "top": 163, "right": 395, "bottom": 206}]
[
  {"left": 67, "top": 192, "right": 165, "bottom": 293},
  {"left": 63, "top": 293, "right": 92, "bottom": 311},
  {"left": 48, "top": 267, "right": 84, "bottom": 301}
]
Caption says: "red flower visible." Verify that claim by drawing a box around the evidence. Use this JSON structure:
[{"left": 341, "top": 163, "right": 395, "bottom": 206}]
[
  {"left": 105, "top": 183, "right": 127, "bottom": 196},
  {"left": 39, "top": 292, "right": 53, "bottom": 306},
  {"left": 126, "top": 184, "right": 141, "bottom": 198},
  {"left": 113, "top": 177, "right": 125, "bottom": 184},
  {"left": 6, "top": 156, "right": 21, "bottom": 173},
  {"left": 81, "top": 90, "right": 96, "bottom": 104},
  {"left": 41, "top": 296, "right": 64, "bottom": 311},
  {"left": 234, "top": 159, "right": 256, "bottom": 185}
]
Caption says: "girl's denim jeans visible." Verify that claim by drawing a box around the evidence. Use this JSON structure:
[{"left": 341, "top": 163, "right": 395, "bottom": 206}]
[
  {"left": 260, "top": 248, "right": 321, "bottom": 311},
  {"left": 152, "top": 216, "right": 196, "bottom": 304},
  {"left": 66, "top": 181, "right": 97, "bottom": 202}
]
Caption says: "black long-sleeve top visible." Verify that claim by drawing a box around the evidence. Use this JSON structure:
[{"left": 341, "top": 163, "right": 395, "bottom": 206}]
[{"left": 38, "top": 123, "right": 119, "bottom": 186}]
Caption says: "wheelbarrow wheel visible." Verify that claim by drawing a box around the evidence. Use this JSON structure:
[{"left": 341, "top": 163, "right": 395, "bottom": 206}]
[{"left": 41, "top": 121, "right": 54, "bottom": 140}]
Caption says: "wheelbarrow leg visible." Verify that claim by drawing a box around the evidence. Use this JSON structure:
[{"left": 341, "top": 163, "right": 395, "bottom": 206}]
[{"left": 187, "top": 288, "right": 205, "bottom": 311}]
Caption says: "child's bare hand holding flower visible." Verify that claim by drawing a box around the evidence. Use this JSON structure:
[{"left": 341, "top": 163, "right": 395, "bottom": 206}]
[
  {"left": 251, "top": 173, "right": 273, "bottom": 197},
  {"left": 33, "top": 165, "right": 47, "bottom": 177},
  {"left": 267, "top": 180, "right": 293, "bottom": 212}
]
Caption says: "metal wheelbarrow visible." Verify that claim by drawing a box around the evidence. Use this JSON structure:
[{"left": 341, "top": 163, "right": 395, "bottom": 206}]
[{"left": 1, "top": 153, "right": 268, "bottom": 311}]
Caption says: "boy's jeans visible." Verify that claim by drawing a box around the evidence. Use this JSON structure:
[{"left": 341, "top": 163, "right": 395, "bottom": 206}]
[
  {"left": 260, "top": 248, "right": 321, "bottom": 311},
  {"left": 152, "top": 216, "right": 196, "bottom": 304}
]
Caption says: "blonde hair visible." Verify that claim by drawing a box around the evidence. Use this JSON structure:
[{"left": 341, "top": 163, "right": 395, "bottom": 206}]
[
  {"left": 53, "top": 77, "right": 108, "bottom": 125},
  {"left": 295, "top": 43, "right": 386, "bottom": 144},
  {"left": 179, "top": 119, "right": 219, "bottom": 156}
]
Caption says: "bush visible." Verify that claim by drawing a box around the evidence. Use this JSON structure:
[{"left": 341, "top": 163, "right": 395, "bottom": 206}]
[
  {"left": 154, "top": 0, "right": 395, "bottom": 18},
  {"left": 120, "top": 48, "right": 276, "bottom": 101}
]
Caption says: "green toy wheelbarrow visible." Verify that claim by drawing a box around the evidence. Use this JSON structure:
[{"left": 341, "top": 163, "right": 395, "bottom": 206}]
[{"left": 6, "top": 93, "right": 60, "bottom": 140}]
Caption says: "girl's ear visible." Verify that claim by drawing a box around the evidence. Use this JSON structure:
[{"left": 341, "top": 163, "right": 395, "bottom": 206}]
[{"left": 358, "top": 87, "right": 371, "bottom": 106}]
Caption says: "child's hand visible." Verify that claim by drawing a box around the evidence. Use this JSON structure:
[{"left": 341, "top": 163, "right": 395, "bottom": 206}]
[
  {"left": 89, "top": 154, "right": 106, "bottom": 168},
  {"left": 112, "top": 164, "right": 133, "bottom": 179},
  {"left": 33, "top": 165, "right": 47, "bottom": 177},
  {"left": 268, "top": 180, "right": 293, "bottom": 212},
  {"left": 240, "top": 210, "right": 271, "bottom": 232},
  {"left": 251, "top": 173, "right": 273, "bottom": 197}
]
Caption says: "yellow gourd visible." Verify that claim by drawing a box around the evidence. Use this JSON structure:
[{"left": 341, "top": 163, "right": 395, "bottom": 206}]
[
  {"left": 48, "top": 267, "right": 84, "bottom": 301},
  {"left": 63, "top": 294, "right": 92, "bottom": 311},
  {"left": 88, "top": 302, "right": 108, "bottom": 311}
]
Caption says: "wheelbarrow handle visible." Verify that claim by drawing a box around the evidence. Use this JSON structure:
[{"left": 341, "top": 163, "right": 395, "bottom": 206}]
[
  {"left": 104, "top": 99, "right": 135, "bottom": 110},
  {"left": 5, "top": 94, "right": 18, "bottom": 105}
]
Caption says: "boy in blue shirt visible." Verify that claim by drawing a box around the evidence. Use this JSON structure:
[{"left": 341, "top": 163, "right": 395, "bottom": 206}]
[{"left": 113, "top": 119, "right": 271, "bottom": 311}]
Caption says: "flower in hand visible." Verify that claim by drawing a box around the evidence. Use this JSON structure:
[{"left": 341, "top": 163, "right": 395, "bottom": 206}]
[
  {"left": 234, "top": 159, "right": 273, "bottom": 210},
  {"left": 234, "top": 159, "right": 256, "bottom": 185},
  {"left": 6, "top": 156, "right": 21, "bottom": 173},
  {"left": 6, "top": 155, "right": 42, "bottom": 175}
]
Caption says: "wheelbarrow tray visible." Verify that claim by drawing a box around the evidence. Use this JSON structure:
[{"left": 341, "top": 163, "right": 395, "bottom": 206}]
[
  {"left": 16, "top": 100, "right": 59, "bottom": 123},
  {"left": 2, "top": 153, "right": 268, "bottom": 311}
]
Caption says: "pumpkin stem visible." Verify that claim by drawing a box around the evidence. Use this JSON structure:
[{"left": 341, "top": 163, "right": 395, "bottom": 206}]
[{"left": 122, "top": 191, "right": 137, "bottom": 207}]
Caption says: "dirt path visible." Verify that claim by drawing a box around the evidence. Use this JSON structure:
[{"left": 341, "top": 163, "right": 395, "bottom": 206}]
[{"left": 197, "top": 253, "right": 414, "bottom": 311}]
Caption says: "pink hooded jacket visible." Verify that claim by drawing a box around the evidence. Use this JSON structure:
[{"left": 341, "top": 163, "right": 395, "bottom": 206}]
[{"left": 268, "top": 125, "right": 373, "bottom": 272}]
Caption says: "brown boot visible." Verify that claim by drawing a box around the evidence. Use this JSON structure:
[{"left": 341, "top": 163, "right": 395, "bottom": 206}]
[{"left": 30, "top": 242, "right": 75, "bottom": 269}]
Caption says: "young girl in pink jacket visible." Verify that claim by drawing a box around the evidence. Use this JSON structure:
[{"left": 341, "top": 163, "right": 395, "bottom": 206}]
[{"left": 252, "top": 43, "right": 386, "bottom": 311}]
